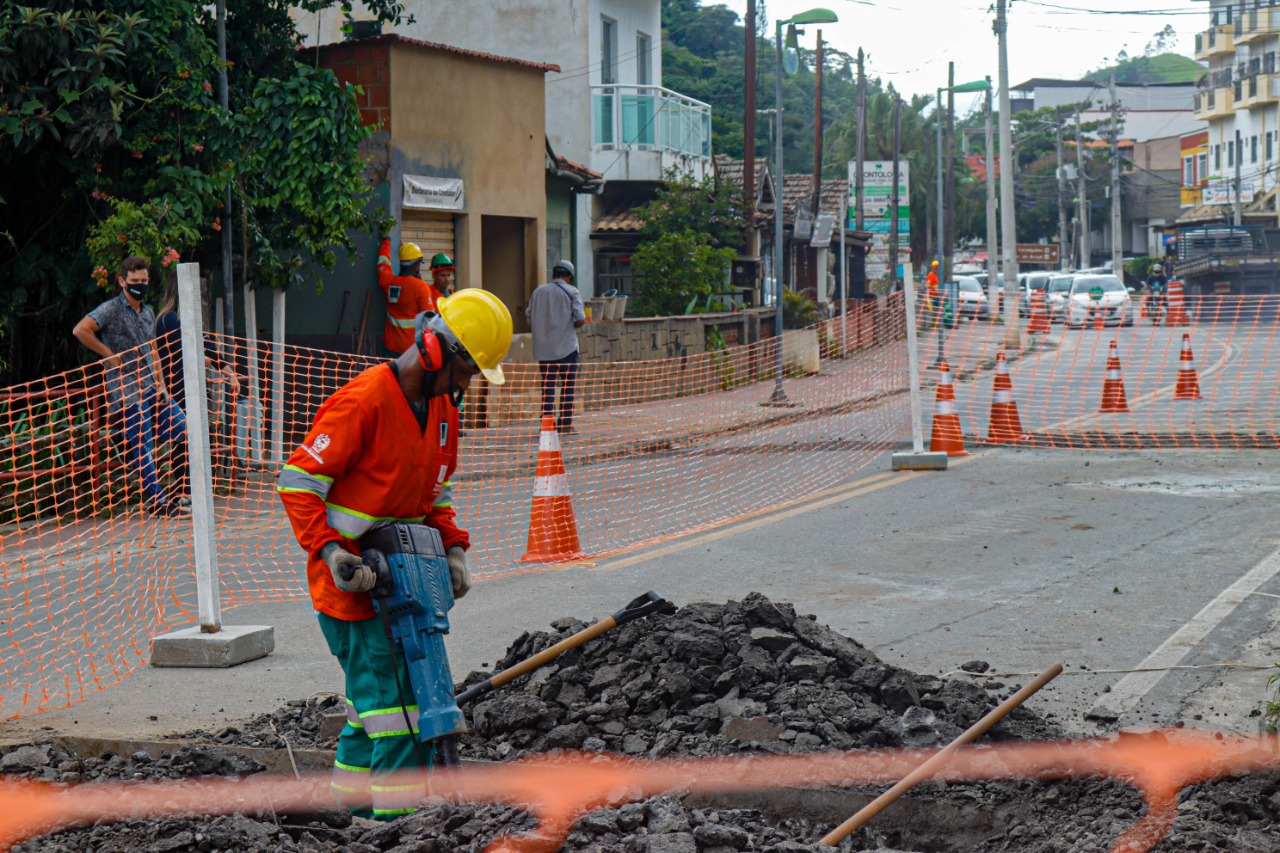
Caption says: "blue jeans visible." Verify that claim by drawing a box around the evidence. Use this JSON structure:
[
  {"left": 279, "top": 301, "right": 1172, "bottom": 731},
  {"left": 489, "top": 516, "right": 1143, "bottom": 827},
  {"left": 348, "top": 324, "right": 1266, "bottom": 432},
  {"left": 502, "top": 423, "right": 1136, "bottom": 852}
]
[
  {"left": 122, "top": 392, "right": 189, "bottom": 506},
  {"left": 539, "top": 351, "right": 580, "bottom": 429}
]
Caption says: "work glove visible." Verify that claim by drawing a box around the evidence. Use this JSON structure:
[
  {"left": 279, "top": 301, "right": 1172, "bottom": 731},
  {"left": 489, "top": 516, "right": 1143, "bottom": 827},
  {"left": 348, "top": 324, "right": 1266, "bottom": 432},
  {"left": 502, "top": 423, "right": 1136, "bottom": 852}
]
[
  {"left": 321, "top": 542, "right": 376, "bottom": 593},
  {"left": 447, "top": 546, "right": 471, "bottom": 599}
]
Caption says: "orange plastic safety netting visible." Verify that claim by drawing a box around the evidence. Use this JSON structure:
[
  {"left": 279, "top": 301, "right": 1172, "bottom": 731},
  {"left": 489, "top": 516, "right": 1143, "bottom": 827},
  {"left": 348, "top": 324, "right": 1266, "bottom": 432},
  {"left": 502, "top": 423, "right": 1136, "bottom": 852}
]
[
  {"left": 914, "top": 293, "right": 1280, "bottom": 452},
  {"left": 0, "top": 299, "right": 909, "bottom": 717},
  {"left": 0, "top": 728, "right": 1276, "bottom": 853}
]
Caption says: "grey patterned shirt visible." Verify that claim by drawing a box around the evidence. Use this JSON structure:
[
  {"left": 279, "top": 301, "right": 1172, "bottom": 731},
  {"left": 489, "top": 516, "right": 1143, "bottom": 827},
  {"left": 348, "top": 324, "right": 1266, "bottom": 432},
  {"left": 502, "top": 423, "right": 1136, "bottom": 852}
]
[
  {"left": 527, "top": 278, "right": 585, "bottom": 361},
  {"left": 86, "top": 292, "right": 157, "bottom": 406}
]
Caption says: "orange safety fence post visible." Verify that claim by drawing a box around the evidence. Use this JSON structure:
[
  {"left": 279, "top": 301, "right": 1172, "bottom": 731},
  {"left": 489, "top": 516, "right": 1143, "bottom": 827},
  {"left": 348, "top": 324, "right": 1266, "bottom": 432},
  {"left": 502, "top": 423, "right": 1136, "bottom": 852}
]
[
  {"left": 986, "top": 351, "right": 1028, "bottom": 443},
  {"left": 928, "top": 361, "right": 968, "bottom": 457},
  {"left": 1165, "top": 279, "right": 1191, "bottom": 326},
  {"left": 1174, "top": 333, "right": 1202, "bottom": 400},
  {"left": 1099, "top": 339, "right": 1131, "bottom": 413},
  {"left": 520, "top": 415, "right": 586, "bottom": 563},
  {"left": 1027, "top": 291, "right": 1050, "bottom": 334}
]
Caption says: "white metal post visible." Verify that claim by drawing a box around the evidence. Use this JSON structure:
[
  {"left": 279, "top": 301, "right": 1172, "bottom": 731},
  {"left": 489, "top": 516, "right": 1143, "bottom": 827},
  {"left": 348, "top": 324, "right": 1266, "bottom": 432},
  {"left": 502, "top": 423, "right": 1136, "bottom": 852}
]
[
  {"left": 243, "top": 283, "right": 265, "bottom": 464},
  {"left": 840, "top": 209, "right": 847, "bottom": 356},
  {"left": 901, "top": 262, "right": 924, "bottom": 453},
  {"left": 272, "top": 288, "right": 286, "bottom": 462},
  {"left": 176, "top": 263, "right": 221, "bottom": 634}
]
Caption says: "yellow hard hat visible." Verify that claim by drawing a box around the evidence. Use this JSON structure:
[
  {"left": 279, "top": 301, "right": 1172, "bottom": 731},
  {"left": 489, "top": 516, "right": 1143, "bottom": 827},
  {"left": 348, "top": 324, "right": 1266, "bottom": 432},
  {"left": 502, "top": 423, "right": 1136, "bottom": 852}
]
[
  {"left": 436, "top": 289, "right": 513, "bottom": 385},
  {"left": 931, "top": 260, "right": 939, "bottom": 268},
  {"left": 399, "top": 243, "right": 424, "bottom": 263}
]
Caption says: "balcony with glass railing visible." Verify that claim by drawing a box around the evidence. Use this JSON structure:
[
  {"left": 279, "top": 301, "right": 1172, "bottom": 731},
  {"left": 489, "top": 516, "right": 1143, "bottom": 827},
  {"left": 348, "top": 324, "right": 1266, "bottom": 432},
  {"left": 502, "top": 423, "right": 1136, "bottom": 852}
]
[{"left": 590, "top": 84, "right": 712, "bottom": 181}]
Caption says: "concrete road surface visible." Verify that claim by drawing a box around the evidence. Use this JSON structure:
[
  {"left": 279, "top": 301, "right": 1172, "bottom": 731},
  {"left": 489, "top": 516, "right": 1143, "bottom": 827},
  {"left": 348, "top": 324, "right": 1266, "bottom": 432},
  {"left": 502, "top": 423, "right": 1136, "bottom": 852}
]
[{"left": 6, "top": 439, "right": 1280, "bottom": 746}]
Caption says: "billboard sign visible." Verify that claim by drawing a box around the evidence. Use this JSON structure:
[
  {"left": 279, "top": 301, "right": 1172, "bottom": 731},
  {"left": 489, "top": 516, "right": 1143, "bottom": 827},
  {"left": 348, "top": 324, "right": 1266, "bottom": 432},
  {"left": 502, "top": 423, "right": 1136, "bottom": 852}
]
[{"left": 849, "top": 161, "right": 911, "bottom": 279}]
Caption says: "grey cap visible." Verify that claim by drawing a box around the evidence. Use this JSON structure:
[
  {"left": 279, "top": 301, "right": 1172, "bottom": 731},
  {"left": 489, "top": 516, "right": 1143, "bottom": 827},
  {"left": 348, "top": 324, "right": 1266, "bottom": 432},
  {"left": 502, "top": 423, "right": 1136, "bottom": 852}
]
[{"left": 552, "top": 259, "right": 575, "bottom": 278}]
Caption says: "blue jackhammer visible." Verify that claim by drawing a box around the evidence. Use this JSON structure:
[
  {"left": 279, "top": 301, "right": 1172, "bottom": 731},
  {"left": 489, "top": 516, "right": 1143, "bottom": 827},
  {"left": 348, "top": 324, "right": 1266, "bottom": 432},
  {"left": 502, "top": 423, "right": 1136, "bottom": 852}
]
[{"left": 358, "top": 523, "right": 465, "bottom": 767}]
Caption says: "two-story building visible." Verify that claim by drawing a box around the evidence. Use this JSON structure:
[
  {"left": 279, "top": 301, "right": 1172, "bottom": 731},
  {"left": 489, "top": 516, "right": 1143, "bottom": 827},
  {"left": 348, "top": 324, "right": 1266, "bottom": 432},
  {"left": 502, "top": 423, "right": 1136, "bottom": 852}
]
[{"left": 294, "top": 1, "right": 713, "bottom": 297}]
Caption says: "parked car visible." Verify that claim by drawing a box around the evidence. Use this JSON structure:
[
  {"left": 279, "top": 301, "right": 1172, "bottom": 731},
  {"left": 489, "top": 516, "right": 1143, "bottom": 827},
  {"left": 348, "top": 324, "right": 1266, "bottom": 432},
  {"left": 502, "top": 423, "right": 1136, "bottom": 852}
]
[
  {"left": 953, "top": 263, "right": 985, "bottom": 276},
  {"left": 1046, "top": 274, "right": 1074, "bottom": 320},
  {"left": 1064, "top": 274, "right": 1133, "bottom": 328},
  {"left": 954, "top": 276, "right": 989, "bottom": 320},
  {"left": 1016, "top": 271, "right": 1053, "bottom": 316}
]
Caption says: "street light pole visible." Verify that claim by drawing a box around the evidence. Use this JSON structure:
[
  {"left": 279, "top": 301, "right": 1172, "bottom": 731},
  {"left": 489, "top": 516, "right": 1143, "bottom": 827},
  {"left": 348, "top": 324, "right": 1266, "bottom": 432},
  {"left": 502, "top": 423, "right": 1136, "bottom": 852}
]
[
  {"left": 765, "top": 8, "right": 839, "bottom": 406},
  {"left": 770, "top": 17, "right": 787, "bottom": 404}
]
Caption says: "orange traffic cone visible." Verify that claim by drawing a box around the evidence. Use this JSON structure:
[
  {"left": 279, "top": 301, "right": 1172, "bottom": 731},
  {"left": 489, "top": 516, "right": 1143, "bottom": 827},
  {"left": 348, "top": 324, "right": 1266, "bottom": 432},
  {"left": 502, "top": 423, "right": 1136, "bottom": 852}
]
[
  {"left": 1139, "top": 293, "right": 1149, "bottom": 320},
  {"left": 1174, "top": 333, "right": 1202, "bottom": 400},
  {"left": 928, "top": 361, "right": 969, "bottom": 457},
  {"left": 1028, "top": 291, "right": 1050, "bottom": 334},
  {"left": 1099, "top": 339, "right": 1131, "bottom": 413},
  {"left": 519, "top": 416, "right": 586, "bottom": 563},
  {"left": 1164, "top": 279, "right": 1191, "bottom": 326},
  {"left": 1092, "top": 301, "right": 1105, "bottom": 331},
  {"left": 986, "top": 351, "right": 1028, "bottom": 443}
]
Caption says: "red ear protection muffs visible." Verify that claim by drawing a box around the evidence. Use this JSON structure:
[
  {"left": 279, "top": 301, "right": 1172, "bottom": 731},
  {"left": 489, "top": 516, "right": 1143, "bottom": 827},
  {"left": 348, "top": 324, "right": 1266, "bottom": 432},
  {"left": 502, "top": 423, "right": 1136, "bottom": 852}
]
[{"left": 415, "top": 312, "right": 454, "bottom": 372}]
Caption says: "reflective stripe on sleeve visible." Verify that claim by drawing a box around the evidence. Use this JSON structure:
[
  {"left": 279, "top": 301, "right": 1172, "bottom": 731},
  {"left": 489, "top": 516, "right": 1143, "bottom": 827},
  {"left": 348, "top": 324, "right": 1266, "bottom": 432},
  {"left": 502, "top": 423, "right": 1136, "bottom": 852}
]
[
  {"left": 276, "top": 464, "right": 333, "bottom": 499},
  {"left": 434, "top": 480, "right": 454, "bottom": 509},
  {"left": 324, "top": 505, "right": 426, "bottom": 540},
  {"left": 360, "top": 705, "right": 420, "bottom": 737}
]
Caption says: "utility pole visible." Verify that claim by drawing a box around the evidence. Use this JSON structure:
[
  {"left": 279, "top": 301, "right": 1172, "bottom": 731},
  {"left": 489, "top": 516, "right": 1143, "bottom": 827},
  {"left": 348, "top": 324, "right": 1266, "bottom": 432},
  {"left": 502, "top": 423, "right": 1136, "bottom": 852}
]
[
  {"left": 216, "top": 0, "right": 235, "bottom": 336},
  {"left": 813, "top": 31, "right": 824, "bottom": 219},
  {"left": 744, "top": 0, "right": 757, "bottom": 257},
  {"left": 855, "top": 48, "right": 866, "bottom": 231},
  {"left": 889, "top": 95, "right": 902, "bottom": 292},
  {"left": 1109, "top": 73, "right": 1122, "bottom": 276},
  {"left": 985, "top": 77, "right": 998, "bottom": 308},
  {"left": 996, "top": 0, "right": 1020, "bottom": 347},
  {"left": 1055, "top": 107, "right": 1069, "bottom": 272},
  {"left": 1235, "top": 129, "right": 1244, "bottom": 226},
  {"left": 1076, "top": 106, "right": 1089, "bottom": 269},
  {"left": 944, "top": 61, "right": 956, "bottom": 281}
]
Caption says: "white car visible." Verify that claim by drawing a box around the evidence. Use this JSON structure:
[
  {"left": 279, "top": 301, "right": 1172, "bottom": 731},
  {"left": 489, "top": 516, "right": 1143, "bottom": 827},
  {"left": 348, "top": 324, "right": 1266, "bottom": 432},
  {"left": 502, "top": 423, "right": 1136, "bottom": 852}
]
[
  {"left": 1046, "top": 274, "right": 1074, "bottom": 321},
  {"left": 954, "top": 276, "right": 989, "bottom": 319},
  {"left": 1064, "top": 274, "right": 1133, "bottom": 328}
]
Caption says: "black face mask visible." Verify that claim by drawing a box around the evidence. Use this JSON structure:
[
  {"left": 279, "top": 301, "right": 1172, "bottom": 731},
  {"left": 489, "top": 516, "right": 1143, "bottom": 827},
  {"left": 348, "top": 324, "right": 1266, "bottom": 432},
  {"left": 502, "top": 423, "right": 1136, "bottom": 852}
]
[
  {"left": 125, "top": 282, "right": 148, "bottom": 301},
  {"left": 421, "top": 364, "right": 467, "bottom": 408}
]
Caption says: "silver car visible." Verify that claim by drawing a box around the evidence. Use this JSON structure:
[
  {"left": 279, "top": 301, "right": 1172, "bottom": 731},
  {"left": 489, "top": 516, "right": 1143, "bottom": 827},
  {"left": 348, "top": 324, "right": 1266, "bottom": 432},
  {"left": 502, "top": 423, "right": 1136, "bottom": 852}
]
[{"left": 1064, "top": 274, "right": 1133, "bottom": 328}]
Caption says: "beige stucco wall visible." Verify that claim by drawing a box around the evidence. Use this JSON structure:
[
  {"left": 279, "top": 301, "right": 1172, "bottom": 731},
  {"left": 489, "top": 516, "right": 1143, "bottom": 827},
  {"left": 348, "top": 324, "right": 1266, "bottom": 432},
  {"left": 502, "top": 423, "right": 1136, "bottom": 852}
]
[{"left": 389, "top": 44, "right": 548, "bottom": 308}]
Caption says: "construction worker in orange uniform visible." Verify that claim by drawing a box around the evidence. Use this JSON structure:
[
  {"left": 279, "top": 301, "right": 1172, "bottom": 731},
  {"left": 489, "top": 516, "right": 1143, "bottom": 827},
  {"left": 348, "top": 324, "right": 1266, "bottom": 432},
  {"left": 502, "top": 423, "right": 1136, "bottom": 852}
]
[
  {"left": 925, "top": 259, "right": 940, "bottom": 318},
  {"left": 377, "top": 239, "right": 448, "bottom": 356},
  {"left": 277, "top": 290, "right": 513, "bottom": 820}
]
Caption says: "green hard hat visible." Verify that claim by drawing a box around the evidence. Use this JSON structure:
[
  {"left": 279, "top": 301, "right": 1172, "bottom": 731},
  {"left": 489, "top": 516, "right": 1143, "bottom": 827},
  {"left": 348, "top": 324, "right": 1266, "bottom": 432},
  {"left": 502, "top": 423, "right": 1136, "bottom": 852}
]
[{"left": 430, "top": 252, "right": 455, "bottom": 271}]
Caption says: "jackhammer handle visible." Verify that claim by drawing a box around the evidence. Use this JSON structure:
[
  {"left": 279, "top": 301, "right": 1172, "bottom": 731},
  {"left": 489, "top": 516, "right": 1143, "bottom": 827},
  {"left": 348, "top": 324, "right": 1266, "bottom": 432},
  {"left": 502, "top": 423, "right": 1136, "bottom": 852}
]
[{"left": 455, "top": 591, "right": 675, "bottom": 706}]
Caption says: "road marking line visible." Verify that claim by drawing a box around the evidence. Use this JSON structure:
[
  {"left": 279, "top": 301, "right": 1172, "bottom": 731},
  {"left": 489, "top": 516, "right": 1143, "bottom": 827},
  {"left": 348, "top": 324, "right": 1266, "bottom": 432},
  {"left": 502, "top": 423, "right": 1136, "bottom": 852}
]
[
  {"left": 588, "top": 452, "right": 987, "bottom": 573},
  {"left": 1087, "top": 541, "right": 1280, "bottom": 720}
]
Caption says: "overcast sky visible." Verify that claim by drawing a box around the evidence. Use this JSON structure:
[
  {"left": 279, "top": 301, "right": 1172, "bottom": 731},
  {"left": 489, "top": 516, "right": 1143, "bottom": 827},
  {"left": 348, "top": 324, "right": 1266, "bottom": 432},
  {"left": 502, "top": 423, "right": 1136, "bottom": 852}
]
[{"left": 715, "top": 0, "right": 1205, "bottom": 116}]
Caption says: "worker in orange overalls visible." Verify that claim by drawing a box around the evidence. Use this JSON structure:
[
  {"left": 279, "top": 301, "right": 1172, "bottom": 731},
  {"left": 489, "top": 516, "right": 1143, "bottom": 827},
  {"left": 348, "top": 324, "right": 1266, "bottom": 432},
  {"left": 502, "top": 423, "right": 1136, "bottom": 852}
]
[
  {"left": 276, "top": 290, "right": 512, "bottom": 820},
  {"left": 925, "top": 259, "right": 941, "bottom": 319},
  {"left": 377, "top": 239, "right": 449, "bottom": 355}
]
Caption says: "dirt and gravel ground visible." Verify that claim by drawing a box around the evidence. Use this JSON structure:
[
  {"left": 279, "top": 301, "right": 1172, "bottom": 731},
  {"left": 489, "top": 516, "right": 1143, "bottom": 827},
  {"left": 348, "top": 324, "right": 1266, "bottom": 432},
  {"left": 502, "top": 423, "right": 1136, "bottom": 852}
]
[{"left": 5, "top": 594, "right": 1280, "bottom": 852}]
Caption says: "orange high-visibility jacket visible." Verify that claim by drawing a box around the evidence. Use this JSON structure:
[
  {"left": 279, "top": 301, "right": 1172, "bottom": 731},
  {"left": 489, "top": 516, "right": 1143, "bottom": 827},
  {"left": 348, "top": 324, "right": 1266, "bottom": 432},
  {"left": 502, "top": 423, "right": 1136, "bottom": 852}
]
[
  {"left": 277, "top": 363, "right": 468, "bottom": 621},
  {"left": 377, "top": 239, "right": 444, "bottom": 354}
]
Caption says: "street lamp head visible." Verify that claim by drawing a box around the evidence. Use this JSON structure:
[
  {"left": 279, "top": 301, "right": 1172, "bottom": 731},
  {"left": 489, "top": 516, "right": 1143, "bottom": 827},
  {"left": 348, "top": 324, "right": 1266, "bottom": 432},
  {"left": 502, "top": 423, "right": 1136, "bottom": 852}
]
[
  {"left": 785, "top": 7, "right": 839, "bottom": 25},
  {"left": 951, "top": 79, "right": 992, "bottom": 93}
]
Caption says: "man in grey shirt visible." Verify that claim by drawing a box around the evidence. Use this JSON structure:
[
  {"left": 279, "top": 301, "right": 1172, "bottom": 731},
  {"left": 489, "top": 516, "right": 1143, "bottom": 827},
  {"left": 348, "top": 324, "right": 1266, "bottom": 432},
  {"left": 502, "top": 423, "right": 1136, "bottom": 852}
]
[
  {"left": 527, "top": 260, "right": 586, "bottom": 434},
  {"left": 73, "top": 256, "right": 190, "bottom": 517}
]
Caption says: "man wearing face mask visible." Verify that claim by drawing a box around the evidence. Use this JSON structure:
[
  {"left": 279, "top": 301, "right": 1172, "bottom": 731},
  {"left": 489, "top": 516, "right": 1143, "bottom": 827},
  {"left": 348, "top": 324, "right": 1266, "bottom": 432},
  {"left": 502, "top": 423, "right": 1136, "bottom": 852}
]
[
  {"left": 73, "top": 255, "right": 190, "bottom": 517},
  {"left": 276, "top": 289, "right": 512, "bottom": 820}
]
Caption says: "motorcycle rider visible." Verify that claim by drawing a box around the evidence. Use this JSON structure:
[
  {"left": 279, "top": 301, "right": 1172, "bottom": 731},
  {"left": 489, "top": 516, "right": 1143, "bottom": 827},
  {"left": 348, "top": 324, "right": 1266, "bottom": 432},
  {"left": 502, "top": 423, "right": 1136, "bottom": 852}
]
[{"left": 1144, "top": 263, "right": 1169, "bottom": 325}]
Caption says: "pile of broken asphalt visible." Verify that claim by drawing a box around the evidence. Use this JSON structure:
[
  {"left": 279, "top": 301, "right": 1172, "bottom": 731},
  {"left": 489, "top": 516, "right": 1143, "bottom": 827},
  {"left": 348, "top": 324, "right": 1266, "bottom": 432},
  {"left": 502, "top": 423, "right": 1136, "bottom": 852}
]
[{"left": 5, "top": 592, "right": 1280, "bottom": 852}]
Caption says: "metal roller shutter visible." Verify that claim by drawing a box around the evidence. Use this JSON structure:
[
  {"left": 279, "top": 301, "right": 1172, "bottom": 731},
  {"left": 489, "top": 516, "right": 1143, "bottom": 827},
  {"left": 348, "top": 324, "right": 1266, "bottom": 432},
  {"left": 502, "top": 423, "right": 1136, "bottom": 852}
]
[{"left": 401, "top": 212, "right": 455, "bottom": 260}]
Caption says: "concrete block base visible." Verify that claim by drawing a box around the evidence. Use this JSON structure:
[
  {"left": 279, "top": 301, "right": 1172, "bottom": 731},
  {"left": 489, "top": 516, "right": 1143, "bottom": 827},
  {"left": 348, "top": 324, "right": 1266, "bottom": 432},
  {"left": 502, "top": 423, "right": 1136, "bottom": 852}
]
[
  {"left": 891, "top": 451, "right": 949, "bottom": 471},
  {"left": 150, "top": 625, "right": 275, "bottom": 668}
]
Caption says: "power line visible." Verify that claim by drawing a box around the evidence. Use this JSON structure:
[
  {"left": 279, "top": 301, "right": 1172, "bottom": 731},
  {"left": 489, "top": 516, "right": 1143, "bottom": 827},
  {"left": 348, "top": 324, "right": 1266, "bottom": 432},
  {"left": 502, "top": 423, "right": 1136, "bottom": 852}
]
[{"left": 1018, "top": 1, "right": 1206, "bottom": 16}]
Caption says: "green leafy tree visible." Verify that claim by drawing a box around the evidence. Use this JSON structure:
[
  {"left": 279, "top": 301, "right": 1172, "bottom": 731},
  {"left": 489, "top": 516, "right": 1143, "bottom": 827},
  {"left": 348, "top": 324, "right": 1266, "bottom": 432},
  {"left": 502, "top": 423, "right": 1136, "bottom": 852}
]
[
  {"left": 0, "top": 0, "right": 407, "bottom": 382},
  {"left": 631, "top": 230, "right": 736, "bottom": 317},
  {"left": 639, "top": 170, "right": 749, "bottom": 250}
]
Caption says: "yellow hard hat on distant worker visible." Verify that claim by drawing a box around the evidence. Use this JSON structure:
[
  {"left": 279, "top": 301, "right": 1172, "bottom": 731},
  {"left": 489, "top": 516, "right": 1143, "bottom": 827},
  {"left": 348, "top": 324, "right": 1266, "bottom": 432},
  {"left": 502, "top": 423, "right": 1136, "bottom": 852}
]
[
  {"left": 436, "top": 289, "right": 513, "bottom": 385},
  {"left": 931, "top": 260, "right": 939, "bottom": 268},
  {"left": 399, "top": 243, "right": 424, "bottom": 263}
]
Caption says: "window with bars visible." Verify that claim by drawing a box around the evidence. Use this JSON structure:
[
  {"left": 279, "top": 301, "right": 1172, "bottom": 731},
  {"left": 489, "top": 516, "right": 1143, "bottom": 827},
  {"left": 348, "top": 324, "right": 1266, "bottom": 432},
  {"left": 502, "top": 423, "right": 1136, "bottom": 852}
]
[{"left": 1253, "top": 135, "right": 1259, "bottom": 163}]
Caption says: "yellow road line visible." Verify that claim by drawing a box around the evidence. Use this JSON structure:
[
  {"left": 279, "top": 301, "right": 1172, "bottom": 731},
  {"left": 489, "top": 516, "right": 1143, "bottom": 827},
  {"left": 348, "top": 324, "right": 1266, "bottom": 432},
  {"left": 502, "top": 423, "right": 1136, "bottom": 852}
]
[{"left": 588, "top": 451, "right": 987, "bottom": 573}]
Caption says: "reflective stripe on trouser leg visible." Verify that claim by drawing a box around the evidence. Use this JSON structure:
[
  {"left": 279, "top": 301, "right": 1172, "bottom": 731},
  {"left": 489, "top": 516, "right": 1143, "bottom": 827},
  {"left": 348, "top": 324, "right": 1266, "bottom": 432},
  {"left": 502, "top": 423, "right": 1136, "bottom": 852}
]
[
  {"left": 317, "top": 612, "right": 434, "bottom": 820},
  {"left": 330, "top": 698, "right": 372, "bottom": 815}
]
